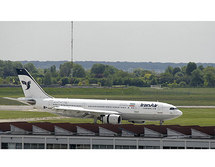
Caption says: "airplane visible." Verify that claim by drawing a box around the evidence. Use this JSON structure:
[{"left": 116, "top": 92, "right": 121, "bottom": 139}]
[{"left": 16, "top": 68, "right": 182, "bottom": 125}]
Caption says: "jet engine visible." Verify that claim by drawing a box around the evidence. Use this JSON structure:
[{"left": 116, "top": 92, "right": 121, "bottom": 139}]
[
  {"left": 17, "top": 97, "right": 36, "bottom": 105},
  {"left": 102, "top": 114, "right": 121, "bottom": 124}
]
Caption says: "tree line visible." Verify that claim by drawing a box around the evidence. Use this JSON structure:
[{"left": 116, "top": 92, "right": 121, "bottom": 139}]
[{"left": 0, "top": 60, "right": 215, "bottom": 88}]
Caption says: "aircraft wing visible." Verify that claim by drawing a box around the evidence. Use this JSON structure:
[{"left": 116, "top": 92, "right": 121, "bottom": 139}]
[{"left": 53, "top": 106, "right": 119, "bottom": 117}]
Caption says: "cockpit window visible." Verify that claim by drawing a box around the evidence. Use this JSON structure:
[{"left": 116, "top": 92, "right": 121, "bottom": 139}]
[{"left": 170, "top": 107, "right": 178, "bottom": 110}]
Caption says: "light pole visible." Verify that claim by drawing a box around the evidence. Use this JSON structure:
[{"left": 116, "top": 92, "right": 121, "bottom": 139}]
[{"left": 70, "top": 21, "right": 74, "bottom": 83}]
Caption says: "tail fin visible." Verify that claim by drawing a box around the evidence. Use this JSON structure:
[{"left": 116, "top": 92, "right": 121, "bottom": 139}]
[{"left": 16, "top": 69, "right": 52, "bottom": 99}]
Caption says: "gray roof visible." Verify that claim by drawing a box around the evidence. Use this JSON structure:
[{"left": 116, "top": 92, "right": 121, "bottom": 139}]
[{"left": 1, "top": 122, "right": 215, "bottom": 139}]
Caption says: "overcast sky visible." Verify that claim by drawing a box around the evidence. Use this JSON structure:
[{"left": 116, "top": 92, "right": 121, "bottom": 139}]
[{"left": 1, "top": 21, "right": 215, "bottom": 63}]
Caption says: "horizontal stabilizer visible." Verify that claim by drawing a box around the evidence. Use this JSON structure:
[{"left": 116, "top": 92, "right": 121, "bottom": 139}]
[{"left": 2, "top": 97, "right": 29, "bottom": 105}]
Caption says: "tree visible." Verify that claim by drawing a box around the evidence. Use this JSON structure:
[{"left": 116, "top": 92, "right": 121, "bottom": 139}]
[
  {"left": 0, "top": 60, "right": 4, "bottom": 77},
  {"left": 59, "top": 62, "right": 72, "bottom": 77},
  {"left": 99, "top": 78, "right": 113, "bottom": 87},
  {"left": 115, "top": 70, "right": 131, "bottom": 78},
  {"left": 103, "top": 65, "right": 118, "bottom": 77},
  {"left": 50, "top": 65, "right": 56, "bottom": 73},
  {"left": 186, "top": 62, "right": 197, "bottom": 75},
  {"left": 174, "top": 72, "right": 184, "bottom": 84},
  {"left": 198, "top": 65, "right": 204, "bottom": 71},
  {"left": 150, "top": 75, "right": 158, "bottom": 85},
  {"left": 158, "top": 73, "right": 174, "bottom": 85},
  {"left": 24, "top": 63, "right": 37, "bottom": 73},
  {"left": 173, "top": 67, "right": 181, "bottom": 76},
  {"left": 168, "top": 80, "right": 179, "bottom": 88},
  {"left": 190, "top": 69, "right": 204, "bottom": 87},
  {"left": 105, "top": 77, "right": 113, "bottom": 87},
  {"left": 3, "top": 61, "right": 15, "bottom": 77},
  {"left": 181, "top": 66, "right": 187, "bottom": 74},
  {"left": 61, "top": 77, "right": 70, "bottom": 86},
  {"left": 179, "top": 81, "right": 187, "bottom": 87},
  {"left": 89, "top": 78, "right": 98, "bottom": 84},
  {"left": 130, "top": 78, "right": 144, "bottom": 87},
  {"left": 203, "top": 66, "right": 215, "bottom": 87},
  {"left": 43, "top": 72, "right": 52, "bottom": 85},
  {"left": 123, "top": 78, "right": 131, "bottom": 86},
  {"left": 0, "top": 77, "right": 4, "bottom": 84},
  {"left": 113, "top": 77, "right": 123, "bottom": 85},
  {"left": 134, "top": 68, "right": 144, "bottom": 77},
  {"left": 91, "top": 64, "right": 106, "bottom": 78},
  {"left": 13, "top": 61, "right": 23, "bottom": 71},
  {"left": 73, "top": 64, "right": 86, "bottom": 78},
  {"left": 49, "top": 65, "right": 58, "bottom": 77},
  {"left": 133, "top": 68, "right": 152, "bottom": 77},
  {"left": 165, "top": 66, "right": 174, "bottom": 75}
]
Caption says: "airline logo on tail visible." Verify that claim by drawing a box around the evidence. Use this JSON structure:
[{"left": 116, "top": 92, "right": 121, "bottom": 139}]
[{"left": 21, "top": 81, "right": 31, "bottom": 90}]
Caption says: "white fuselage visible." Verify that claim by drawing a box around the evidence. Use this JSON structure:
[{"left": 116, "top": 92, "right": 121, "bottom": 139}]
[{"left": 34, "top": 98, "right": 182, "bottom": 122}]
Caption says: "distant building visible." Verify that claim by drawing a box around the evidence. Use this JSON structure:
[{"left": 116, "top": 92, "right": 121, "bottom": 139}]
[{"left": 0, "top": 122, "right": 215, "bottom": 149}]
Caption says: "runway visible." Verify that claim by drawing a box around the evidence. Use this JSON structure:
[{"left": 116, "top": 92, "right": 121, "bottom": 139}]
[
  {"left": 0, "top": 105, "right": 35, "bottom": 111},
  {"left": 177, "top": 106, "right": 215, "bottom": 108}
]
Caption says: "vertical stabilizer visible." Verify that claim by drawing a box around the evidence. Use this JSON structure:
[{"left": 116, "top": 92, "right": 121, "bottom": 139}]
[{"left": 16, "top": 69, "right": 52, "bottom": 99}]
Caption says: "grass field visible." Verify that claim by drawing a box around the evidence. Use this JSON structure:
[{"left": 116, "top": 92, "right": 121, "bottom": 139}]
[
  {"left": 29, "top": 108, "right": 215, "bottom": 126},
  {"left": 163, "top": 108, "right": 215, "bottom": 126},
  {"left": 0, "top": 110, "right": 57, "bottom": 119},
  {"left": 1, "top": 87, "right": 215, "bottom": 106}
]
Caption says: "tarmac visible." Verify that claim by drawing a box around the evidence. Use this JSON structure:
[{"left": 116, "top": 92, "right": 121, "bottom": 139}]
[
  {"left": 0, "top": 105, "right": 34, "bottom": 111},
  {"left": 177, "top": 106, "right": 215, "bottom": 108}
]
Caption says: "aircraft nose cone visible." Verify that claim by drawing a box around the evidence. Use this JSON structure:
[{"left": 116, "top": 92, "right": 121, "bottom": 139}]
[{"left": 177, "top": 110, "right": 183, "bottom": 116}]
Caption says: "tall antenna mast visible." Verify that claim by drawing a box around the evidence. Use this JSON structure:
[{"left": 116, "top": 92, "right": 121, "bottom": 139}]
[{"left": 70, "top": 21, "right": 74, "bottom": 79}]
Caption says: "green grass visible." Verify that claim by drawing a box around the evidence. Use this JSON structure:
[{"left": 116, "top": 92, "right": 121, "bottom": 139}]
[
  {"left": 1, "top": 87, "right": 215, "bottom": 106},
  {"left": 162, "top": 108, "right": 215, "bottom": 126},
  {"left": 32, "top": 108, "right": 215, "bottom": 126},
  {"left": 0, "top": 110, "right": 57, "bottom": 119},
  {"left": 0, "top": 87, "right": 23, "bottom": 97}
]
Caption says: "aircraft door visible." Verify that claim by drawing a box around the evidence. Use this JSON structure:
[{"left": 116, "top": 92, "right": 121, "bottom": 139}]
[
  {"left": 157, "top": 103, "right": 163, "bottom": 115},
  {"left": 134, "top": 104, "right": 140, "bottom": 113}
]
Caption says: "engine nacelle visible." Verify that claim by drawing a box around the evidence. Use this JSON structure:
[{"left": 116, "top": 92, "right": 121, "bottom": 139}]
[
  {"left": 17, "top": 97, "right": 36, "bottom": 105},
  {"left": 102, "top": 114, "right": 121, "bottom": 124}
]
